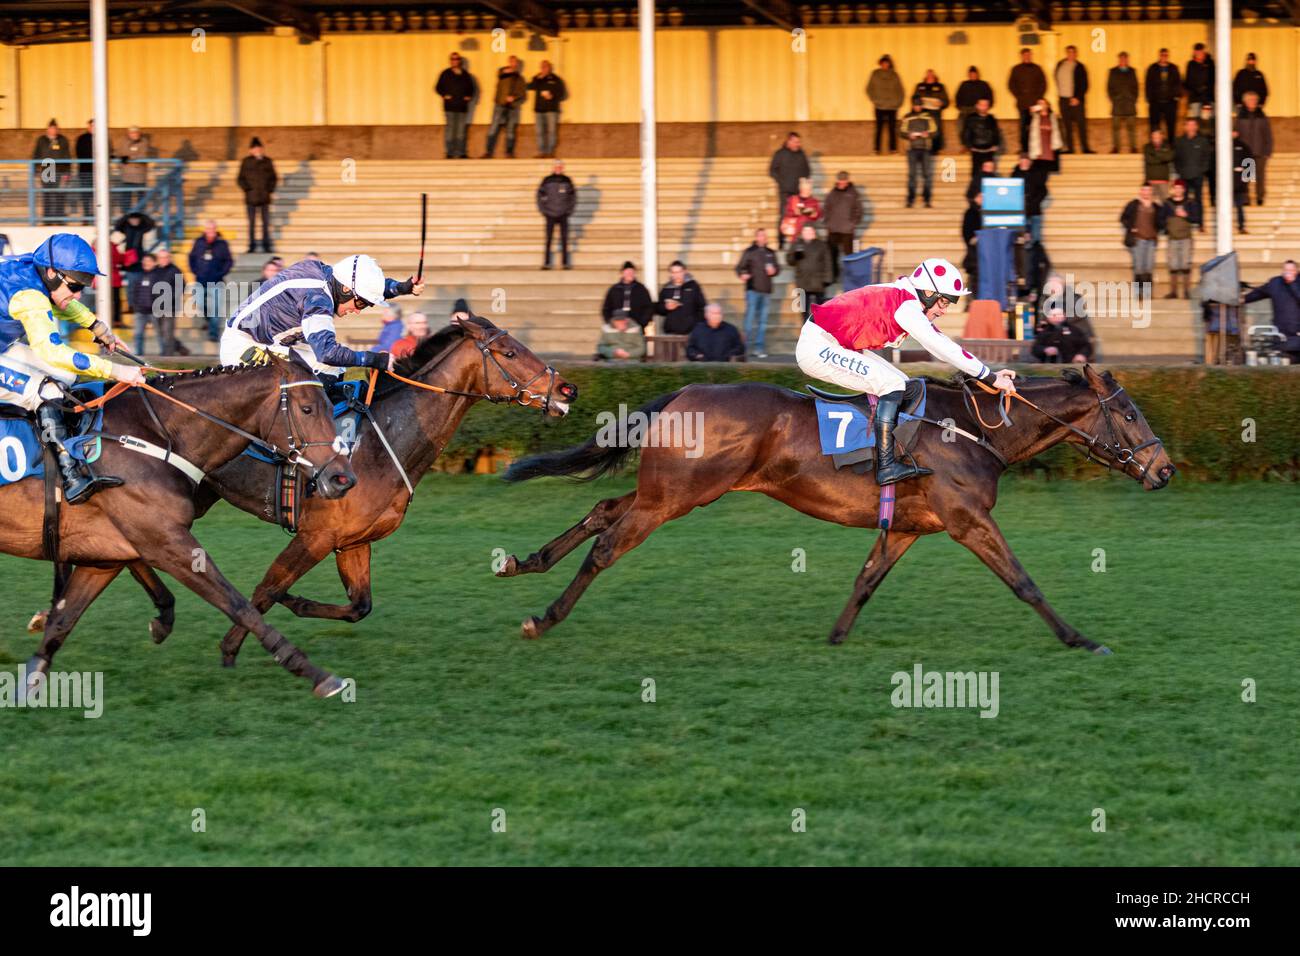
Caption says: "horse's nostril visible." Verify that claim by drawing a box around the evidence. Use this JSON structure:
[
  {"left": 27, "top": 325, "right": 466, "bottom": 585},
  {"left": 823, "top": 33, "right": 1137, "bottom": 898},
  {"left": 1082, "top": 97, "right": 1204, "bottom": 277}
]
[{"left": 333, "top": 474, "right": 352, "bottom": 486}]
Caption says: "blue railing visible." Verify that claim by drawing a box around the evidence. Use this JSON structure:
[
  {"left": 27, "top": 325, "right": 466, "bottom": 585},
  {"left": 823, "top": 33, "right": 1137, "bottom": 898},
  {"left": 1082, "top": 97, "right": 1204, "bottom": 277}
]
[{"left": 0, "top": 158, "right": 186, "bottom": 251}]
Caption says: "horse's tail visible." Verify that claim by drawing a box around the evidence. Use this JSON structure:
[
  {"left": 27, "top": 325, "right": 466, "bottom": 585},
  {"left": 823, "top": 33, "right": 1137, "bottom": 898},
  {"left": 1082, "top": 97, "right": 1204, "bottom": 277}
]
[{"left": 503, "top": 389, "right": 685, "bottom": 483}]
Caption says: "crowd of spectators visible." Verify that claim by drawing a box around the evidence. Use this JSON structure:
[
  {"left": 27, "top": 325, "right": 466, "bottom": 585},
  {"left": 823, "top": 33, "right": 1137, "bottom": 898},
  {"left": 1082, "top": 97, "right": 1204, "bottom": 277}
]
[{"left": 433, "top": 53, "right": 569, "bottom": 160}]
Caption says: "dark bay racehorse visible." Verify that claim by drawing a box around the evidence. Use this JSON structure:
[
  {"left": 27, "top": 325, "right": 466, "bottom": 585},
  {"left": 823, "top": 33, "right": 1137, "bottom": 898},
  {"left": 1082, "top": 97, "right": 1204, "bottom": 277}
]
[
  {"left": 98, "top": 315, "right": 576, "bottom": 667},
  {"left": 498, "top": 366, "right": 1175, "bottom": 652},
  {"left": 4, "top": 357, "right": 357, "bottom": 697}
]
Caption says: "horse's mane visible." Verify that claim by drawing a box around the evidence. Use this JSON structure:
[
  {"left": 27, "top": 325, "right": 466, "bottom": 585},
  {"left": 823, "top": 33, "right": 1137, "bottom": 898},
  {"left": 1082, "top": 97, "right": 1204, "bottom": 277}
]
[
  {"left": 919, "top": 368, "right": 1094, "bottom": 392},
  {"left": 393, "top": 314, "right": 497, "bottom": 377},
  {"left": 157, "top": 360, "right": 278, "bottom": 390}
]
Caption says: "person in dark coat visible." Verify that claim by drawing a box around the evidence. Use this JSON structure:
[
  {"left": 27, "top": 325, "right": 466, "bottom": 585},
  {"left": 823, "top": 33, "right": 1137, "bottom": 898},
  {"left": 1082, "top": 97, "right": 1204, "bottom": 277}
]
[
  {"left": 483, "top": 55, "right": 527, "bottom": 158},
  {"left": 1230, "top": 132, "right": 1253, "bottom": 233},
  {"left": 1235, "top": 92, "right": 1272, "bottom": 206},
  {"left": 1145, "top": 48, "right": 1181, "bottom": 143},
  {"left": 912, "top": 69, "right": 949, "bottom": 153},
  {"left": 960, "top": 98, "right": 1003, "bottom": 178},
  {"left": 821, "top": 171, "right": 863, "bottom": 281},
  {"left": 961, "top": 193, "right": 983, "bottom": 291},
  {"left": 686, "top": 304, "right": 745, "bottom": 362},
  {"left": 867, "top": 56, "right": 905, "bottom": 153},
  {"left": 655, "top": 260, "right": 707, "bottom": 335},
  {"left": 1031, "top": 308, "right": 1093, "bottom": 363},
  {"left": 435, "top": 52, "right": 476, "bottom": 159},
  {"left": 1107, "top": 52, "right": 1140, "bottom": 153},
  {"left": 236, "top": 137, "right": 277, "bottom": 253},
  {"left": 786, "top": 224, "right": 833, "bottom": 308},
  {"left": 1008, "top": 49, "right": 1047, "bottom": 152},
  {"left": 528, "top": 60, "right": 568, "bottom": 158},
  {"left": 735, "top": 228, "right": 779, "bottom": 358},
  {"left": 601, "top": 261, "right": 654, "bottom": 329},
  {"left": 954, "top": 65, "right": 993, "bottom": 140},
  {"left": 114, "top": 209, "right": 155, "bottom": 315},
  {"left": 1054, "top": 45, "right": 1092, "bottom": 153},
  {"left": 769, "top": 132, "right": 810, "bottom": 247},
  {"left": 188, "top": 219, "right": 234, "bottom": 341},
  {"left": 74, "top": 119, "right": 94, "bottom": 222},
  {"left": 31, "top": 120, "right": 71, "bottom": 223},
  {"left": 1173, "top": 117, "right": 1211, "bottom": 223},
  {"left": 1242, "top": 260, "right": 1300, "bottom": 362},
  {"left": 1183, "top": 44, "right": 1215, "bottom": 119},
  {"left": 1232, "top": 52, "right": 1268, "bottom": 107},
  {"left": 536, "top": 160, "right": 576, "bottom": 269}
]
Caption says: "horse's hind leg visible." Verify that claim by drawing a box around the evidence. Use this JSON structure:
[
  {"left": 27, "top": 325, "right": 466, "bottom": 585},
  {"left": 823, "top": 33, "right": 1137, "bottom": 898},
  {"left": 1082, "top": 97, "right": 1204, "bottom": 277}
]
[
  {"left": 948, "top": 510, "right": 1110, "bottom": 655},
  {"left": 521, "top": 499, "right": 673, "bottom": 639},
  {"left": 127, "top": 561, "right": 176, "bottom": 644},
  {"left": 26, "top": 565, "right": 123, "bottom": 689},
  {"left": 498, "top": 492, "right": 636, "bottom": 577},
  {"left": 220, "top": 533, "right": 334, "bottom": 667},
  {"left": 828, "top": 531, "right": 919, "bottom": 645},
  {"left": 279, "top": 543, "right": 373, "bottom": 622}
]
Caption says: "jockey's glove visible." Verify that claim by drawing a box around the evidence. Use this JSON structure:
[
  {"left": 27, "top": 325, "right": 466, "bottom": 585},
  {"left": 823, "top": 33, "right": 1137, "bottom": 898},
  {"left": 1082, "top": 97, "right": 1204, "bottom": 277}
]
[
  {"left": 391, "top": 278, "right": 415, "bottom": 296},
  {"left": 360, "top": 350, "right": 391, "bottom": 370}
]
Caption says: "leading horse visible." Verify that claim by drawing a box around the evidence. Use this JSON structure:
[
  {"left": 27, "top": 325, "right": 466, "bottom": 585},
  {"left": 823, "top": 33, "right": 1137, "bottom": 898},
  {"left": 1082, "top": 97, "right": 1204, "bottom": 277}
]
[{"left": 497, "top": 365, "right": 1175, "bottom": 652}]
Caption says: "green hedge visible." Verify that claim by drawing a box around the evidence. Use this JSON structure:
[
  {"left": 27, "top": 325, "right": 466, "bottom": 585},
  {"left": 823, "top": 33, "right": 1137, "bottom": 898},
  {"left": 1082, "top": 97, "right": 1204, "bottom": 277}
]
[{"left": 446, "top": 363, "right": 1300, "bottom": 482}]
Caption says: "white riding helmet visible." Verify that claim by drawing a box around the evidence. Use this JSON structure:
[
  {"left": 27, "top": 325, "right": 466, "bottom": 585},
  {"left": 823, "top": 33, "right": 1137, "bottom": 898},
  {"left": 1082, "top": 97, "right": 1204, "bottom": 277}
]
[
  {"left": 330, "top": 254, "right": 386, "bottom": 309},
  {"left": 909, "top": 257, "right": 971, "bottom": 308}
]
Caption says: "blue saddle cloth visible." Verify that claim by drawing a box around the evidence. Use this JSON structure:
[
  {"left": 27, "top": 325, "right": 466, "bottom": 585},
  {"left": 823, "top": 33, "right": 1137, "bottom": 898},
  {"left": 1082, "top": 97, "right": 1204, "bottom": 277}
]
[
  {"left": 242, "top": 379, "right": 364, "bottom": 464},
  {"left": 814, "top": 381, "right": 927, "bottom": 456},
  {"left": 0, "top": 383, "right": 106, "bottom": 486}
]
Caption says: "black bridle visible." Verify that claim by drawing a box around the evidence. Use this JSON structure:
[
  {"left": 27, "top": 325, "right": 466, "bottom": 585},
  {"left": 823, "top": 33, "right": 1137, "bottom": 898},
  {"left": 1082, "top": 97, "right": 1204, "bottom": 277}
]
[{"left": 400, "top": 326, "right": 563, "bottom": 413}]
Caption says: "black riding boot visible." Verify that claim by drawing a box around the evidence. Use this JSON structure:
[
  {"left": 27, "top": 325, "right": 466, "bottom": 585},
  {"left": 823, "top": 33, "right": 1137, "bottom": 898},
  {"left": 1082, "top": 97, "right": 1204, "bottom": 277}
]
[
  {"left": 36, "top": 402, "right": 122, "bottom": 505},
  {"left": 874, "top": 390, "right": 932, "bottom": 486}
]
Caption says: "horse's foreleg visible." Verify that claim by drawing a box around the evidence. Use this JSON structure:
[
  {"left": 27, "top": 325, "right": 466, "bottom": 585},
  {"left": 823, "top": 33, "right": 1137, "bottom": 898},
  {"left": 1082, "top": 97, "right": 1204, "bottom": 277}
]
[
  {"left": 522, "top": 501, "right": 668, "bottom": 639},
  {"left": 279, "top": 543, "right": 373, "bottom": 622},
  {"left": 220, "top": 533, "right": 334, "bottom": 667},
  {"left": 948, "top": 513, "right": 1109, "bottom": 654},
  {"left": 26, "top": 565, "right": 123, "bottom": 688},
  {"left": 498, "top": 492, "right": 636, "bottom": 577},
  {"left": 828, "top": 531, "right": 919, "bottom": 645},
  {"left": 127, "top": 561, "right": 176, "bottom": 644}
]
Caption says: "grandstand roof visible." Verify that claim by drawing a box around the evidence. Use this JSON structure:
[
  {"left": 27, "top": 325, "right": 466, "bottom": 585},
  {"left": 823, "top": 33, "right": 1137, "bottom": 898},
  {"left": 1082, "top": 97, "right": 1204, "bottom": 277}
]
[{"left": 3, "top": 1, "right": 1298, "bottom": 46}]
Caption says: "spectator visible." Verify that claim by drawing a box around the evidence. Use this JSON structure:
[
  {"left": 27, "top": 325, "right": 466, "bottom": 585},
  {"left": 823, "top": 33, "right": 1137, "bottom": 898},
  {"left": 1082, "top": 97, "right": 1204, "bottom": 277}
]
[
  {"left": 1032, "top": 307, "right": 1093, "bottom": 363},
  {"left": 257, "top": 256, "right": 284, "bottom": 290},
  {"left": 116, "top": 124, "right": 151, "bottom": 214},
  {"left": 391, "top": 311, "right": 432, "bottom": 360},
  {"left": 1183, "top": 43, "right": 1215, "bottom": 120},
  {"left": 375, "top": 301, "right": 405, "bottom": 351},
  {"left": 1120, "top": 184, "right": 1167, "bottom": 300},
  {"left": 237, "top": 137, "right": 277, "bottom": 253},
  {"left": 1231, "top": 131, "right": 1253, "bottom": 234},
  {"left": 1040, "top": 273, "right": 1095, "bottom": 348},
  {"left": 1143, "top": 128, "right": 1175, "bottom": 201},
  {"left": 867, "top": 56, "right": 905, "bottom": 154},
  {"left": 105, "top": 230, "right": 129, "bottom": 327},
  {"left": 787, "top": 224, "right": 833, "bottom": 309},
  {"left": 536, "top": 159, "right": 576, "bottom": 270},
  {"left": 1235, "top": 91, "right": 1272, "bottom": 206},
  {"left": 1232, "top": 52, "right": 1267, "bottom": 107},
  {"left": 769, "top": 132, "right": 810, "bottom": 248},
  {"left": 781, "top": 177, "right": 823, "bottom": 241},
  {"left": 305, "top": 251, "right": 323, "bottom": 261},
  {"left": 954, "top": 65, "right": 993, "bottom": 140},
  {"left": 74, "top": 119, "right": 94, "bottom": 223},
  {"left": 435, "top": 52, "right": 476, "bottom": 159},
  {"left": 1145, "top": 48, "right": 1181, "bottom": 143},
  {"left": 596, "top": 312, "right": 646, "bottom": 363},
  {"left": 655, "top": 260, "right": 707, "bottom": 335},
  {"left": 482, "top": 55, "right": 526, "bottom": 159},
  {"left": 528, "top": 60, "right": 568, "bottom": 158},
  {"left": 1173, "top": 118, "right": 1210, "bottom": 226},
  {"left": 114, "top": 209, "right": 155, "bottom": 314},
  {"left": 821, "top": 171, "right": 863, "bottom": 282},
  {"left": 1025, "top": 99, "right": 1063, "bottom": 170},
  {"left": 1055, "top": 45, "right": 1092, "bottom": 154},
  {"left": 961, "top": 193, "right": 983, "bottom": 291},
  {"left": 129, "top": 252, "right": 160, "bottom": 353},
  {"left": 900, "top": 98, "right": 937, "bottom": 208},
  {"left": 1107, "top": 52, "right": 1140, "bottom": 154},
  {"left": 1012, "top": 153, "right": 1051, "bottom": 243},
  {"left": 1162, "top": 179, "right": 1200, "bottom": 299},
  {"left": 735, "top": 228, "right": 779, "bottom": 359},
  {"left": 686, "top": 303, "right": 744, "bottom": 362},
  {"left": 601, "top": 261, "right": 654, "bottom": 329},
  {"left": 961, "top": 97, "right": 1002, "bottom": 178},
  {"left": 150, "top": 247, "right": 183, "bottom": 355},
  {"left": 1242, "top": 260, "right": 1300, "bottom": 363},
  {"left": 966, "top": 157, "right": 997, "bottom": 201},
  {"left": 31, "top": 119, "right": 70, "bottom": 224},
  {"left": 1009, "top": 49, "right": 1047, "bottom": 152},
  {"left": 913, "top": 69, "right": 949, "bottom": 153},
  {"left": 189, "top": 219, "right": 233, "bottom": 342}
]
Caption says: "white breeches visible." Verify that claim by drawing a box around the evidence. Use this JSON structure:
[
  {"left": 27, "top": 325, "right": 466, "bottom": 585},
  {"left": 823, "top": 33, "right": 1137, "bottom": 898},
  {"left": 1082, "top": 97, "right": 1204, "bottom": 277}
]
[
  {"left": 219, "top": 325, "right": 344, "bottom": 377},
  {"left": 794, "top": 319, "right": 908, "bottom": 396},
  {"left": 0, "top": 342, "right": 79, "bottom": 412}
]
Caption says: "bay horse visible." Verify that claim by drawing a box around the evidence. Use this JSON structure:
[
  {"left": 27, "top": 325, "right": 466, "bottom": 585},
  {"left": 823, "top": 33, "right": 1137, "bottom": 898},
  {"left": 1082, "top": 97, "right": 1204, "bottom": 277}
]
[
  {"left": 4, "top": 356, "right": 357, "bottom": 697},
  {"left": 88, "top": 315, "right": 577, "bottom": 667},
  {"left": 497, "top": 365, "right": 1175, "bottom": 653}
]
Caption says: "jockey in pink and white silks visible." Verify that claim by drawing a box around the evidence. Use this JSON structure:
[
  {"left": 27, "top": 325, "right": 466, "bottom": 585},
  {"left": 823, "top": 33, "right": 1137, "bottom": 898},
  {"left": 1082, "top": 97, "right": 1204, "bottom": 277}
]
[{"left": 795, "top": 257, "right": 1018, "bottom": 485}]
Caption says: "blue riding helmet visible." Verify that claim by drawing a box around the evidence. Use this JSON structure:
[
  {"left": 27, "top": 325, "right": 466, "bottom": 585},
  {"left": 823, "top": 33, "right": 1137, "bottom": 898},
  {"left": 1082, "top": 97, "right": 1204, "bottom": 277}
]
[{"left": 31, "top": 234, "right": 105, "bottom": 289}]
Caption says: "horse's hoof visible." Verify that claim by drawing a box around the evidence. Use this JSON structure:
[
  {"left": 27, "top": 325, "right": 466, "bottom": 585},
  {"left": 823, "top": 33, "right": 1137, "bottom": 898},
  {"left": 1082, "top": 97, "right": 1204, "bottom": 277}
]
[
  {"left": 496, "top": 555, "right": 519, "bottom": 578},
  {"left": 828, "top": 632, "right": 845, "bottom": 645},
  {"left": 1093, "top": 645, "right": 1113, "bottom": 656},
  {"left": 520, "top": 616, "right": 541, "bottom": 639},
  {"left": 221, "top": 655, "right": 237, "bottom": 669},
  {"left": 149, "top": 619, "right": 172, "bottom": 645},
  {"left": 27, "top": 610, "right": 47, "bottom": 634},
  {"left": 313, "top": 674, "right": 347, "bottom": 699}
]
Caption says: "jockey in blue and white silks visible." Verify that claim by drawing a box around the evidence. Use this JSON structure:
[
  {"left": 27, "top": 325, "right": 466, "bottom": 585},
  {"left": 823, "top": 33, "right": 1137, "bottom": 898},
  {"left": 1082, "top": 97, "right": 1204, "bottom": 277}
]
[
  {"left": 219, "top": 255, "right": 423, "bottom": 376},
  {"left": 0, "top": 233, "right": 144, "bottom": 503}
]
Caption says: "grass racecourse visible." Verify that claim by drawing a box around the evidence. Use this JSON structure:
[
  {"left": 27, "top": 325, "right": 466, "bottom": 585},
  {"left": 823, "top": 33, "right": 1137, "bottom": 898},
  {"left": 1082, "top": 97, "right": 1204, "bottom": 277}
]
[{"left": 0, "top": 473, "right": 1296, "bottom": 866}]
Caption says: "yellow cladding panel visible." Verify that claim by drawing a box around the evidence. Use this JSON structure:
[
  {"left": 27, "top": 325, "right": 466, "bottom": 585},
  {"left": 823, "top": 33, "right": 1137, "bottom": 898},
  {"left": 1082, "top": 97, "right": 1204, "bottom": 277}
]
[{"left": 235, "top": 35, "right": 320, "bottom": 126}]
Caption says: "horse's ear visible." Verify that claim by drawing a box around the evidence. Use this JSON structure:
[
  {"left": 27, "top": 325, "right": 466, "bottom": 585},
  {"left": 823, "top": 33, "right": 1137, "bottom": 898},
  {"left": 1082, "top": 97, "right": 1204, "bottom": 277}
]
[
  {"left": 1081, "top": 363, "right": 1108, "bottom": 392},
  {"left": 450, "top": 314, "right": 486, "bottom": 338}
]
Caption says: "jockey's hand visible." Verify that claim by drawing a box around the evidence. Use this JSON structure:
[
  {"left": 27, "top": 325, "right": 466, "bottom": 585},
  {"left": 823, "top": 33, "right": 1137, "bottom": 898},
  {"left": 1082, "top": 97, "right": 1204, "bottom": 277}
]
[
  {"left": 992, "top": 368, "right": 1018, "bottom": 395},
  {"left": 90, "top": 320, "right": 121, "bottom": 353},
  {"left": 112, "top": 363, "right": 147, "bottom": 386},
  {"left": 387, "top": 352, "right": 396, "bottom": 372}
]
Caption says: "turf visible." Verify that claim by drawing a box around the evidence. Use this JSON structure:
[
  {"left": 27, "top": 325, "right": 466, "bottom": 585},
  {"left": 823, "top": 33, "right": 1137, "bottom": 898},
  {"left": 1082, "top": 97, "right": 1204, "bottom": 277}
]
[{"left": 0, "top": 474, "right": 1295, "bottom": 866}]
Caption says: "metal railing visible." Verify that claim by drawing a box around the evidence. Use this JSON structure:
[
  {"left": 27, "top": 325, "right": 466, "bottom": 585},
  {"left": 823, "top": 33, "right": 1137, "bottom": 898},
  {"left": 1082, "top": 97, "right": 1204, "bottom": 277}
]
[{"left": 0, "top": 158, "right": 186, "bottom": 251}]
